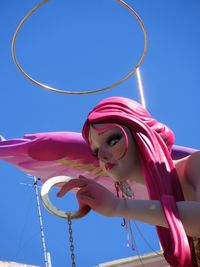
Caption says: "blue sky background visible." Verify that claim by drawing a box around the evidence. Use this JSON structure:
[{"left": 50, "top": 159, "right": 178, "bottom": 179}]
[{"left": 0, "top": 0, "right": 199, "bottom": 266}]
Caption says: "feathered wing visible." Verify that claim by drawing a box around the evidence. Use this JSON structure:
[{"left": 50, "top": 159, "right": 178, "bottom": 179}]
[
  {"left": 1, "top": 131, "right": 195, "bottom": 198},
  {"left": 0, "top": 132, "right": 121, "bottom": 195},
  {"left": 0, "top": 132, "right": 102, "bottom": 180}
]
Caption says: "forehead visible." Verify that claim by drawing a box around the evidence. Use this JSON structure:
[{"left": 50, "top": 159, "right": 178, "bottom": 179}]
[{"left": 89, "top": 123, "right": 120, "bottom": 145}]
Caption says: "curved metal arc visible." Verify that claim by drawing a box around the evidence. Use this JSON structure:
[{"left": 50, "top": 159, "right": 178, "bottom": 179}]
[
  {"left": 12, "top": 0, "right": 48, "bottom": 82},
  {"left": 40, "top": 176, "right": 90, "bottom": 219},
  {"left": 11, "top": 0, "right": 148, "bottom": 95}
]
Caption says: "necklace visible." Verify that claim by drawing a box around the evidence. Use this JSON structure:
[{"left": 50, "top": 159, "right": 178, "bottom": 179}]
[{"left": 117, "top": 181, "right": 134, "bottom": 198}]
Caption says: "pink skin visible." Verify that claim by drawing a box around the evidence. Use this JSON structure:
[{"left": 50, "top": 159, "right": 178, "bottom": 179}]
[
  {"left": 57, "top": 123, "right": 141, "bottom": 216},
  {"left": 89, "top": 123, "right": 141, "bottom": 183},
  {"left": 57, "top": 175, "right": 119, "bottom": 217},
  {"left": 58, "top": 96, "right": 196, "bottom": 266}
]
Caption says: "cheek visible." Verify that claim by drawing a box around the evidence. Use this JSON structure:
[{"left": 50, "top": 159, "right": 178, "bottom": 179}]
[
  {"left": 126, "top": 141, "right": 138, "bottom": 166},
  {"left": 111, "top": 139, "right": 126, "bottom": 159},
  {"left": 99, "top": 160, "right": 105, "bottom": 171}
]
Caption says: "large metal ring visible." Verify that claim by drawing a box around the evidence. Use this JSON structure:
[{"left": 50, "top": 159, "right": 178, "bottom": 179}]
[
  {"left": 12, "top": 0, "right": 147, "bottom": 95},
  {"left": 40, "top": 176, "right": 91, "bottom": 219}
]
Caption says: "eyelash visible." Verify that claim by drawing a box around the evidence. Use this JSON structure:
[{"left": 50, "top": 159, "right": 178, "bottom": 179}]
[
  {"left": 107, "top": 134, "right": 122, "bottom": 146},
  {"left": 92, "top": 134, "right": 122, "bottom": 158},
  {"left": 92, "top": 149, "right": 99, "bottom": 158}
]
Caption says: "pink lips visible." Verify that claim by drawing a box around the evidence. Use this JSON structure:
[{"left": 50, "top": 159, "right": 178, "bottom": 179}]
[{"left": 105, "top": 163, "right": 116, "bottom": 171}]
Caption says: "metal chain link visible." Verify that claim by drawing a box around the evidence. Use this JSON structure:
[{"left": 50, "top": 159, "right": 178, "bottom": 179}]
[{"left": 67, "top": 216, "right": 76, "bottom": 267}]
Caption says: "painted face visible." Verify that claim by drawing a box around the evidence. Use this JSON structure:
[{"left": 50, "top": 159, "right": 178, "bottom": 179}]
[{"left": 89, "top": 123, "right": 140, "bottom": 182}]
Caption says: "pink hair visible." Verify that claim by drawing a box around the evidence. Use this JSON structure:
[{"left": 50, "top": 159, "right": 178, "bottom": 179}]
[{"left": 82, "top": 97, "right": 197, "bottom": 267}]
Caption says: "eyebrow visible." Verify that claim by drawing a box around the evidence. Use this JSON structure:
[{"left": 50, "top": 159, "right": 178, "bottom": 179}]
[
  {"left": 97, "top": 130, "right": 108, "bottom": 136},
  {"left": 92, "top": 124, "right": 115, "bottom": 137},
  {"left": 89, "top": 127, "right": 108, "bottom": 146},
  {"left": 89, "top": 125, "right": 122, "bottom": 152}
]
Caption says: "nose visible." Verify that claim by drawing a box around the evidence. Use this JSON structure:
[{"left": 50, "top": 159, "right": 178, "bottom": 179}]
[{"left": 98, "top": 147, "right": 111, "bottom": 162}]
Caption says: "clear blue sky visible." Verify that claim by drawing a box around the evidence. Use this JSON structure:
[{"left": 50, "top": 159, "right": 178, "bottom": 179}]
[{"left": 0, "top": 1, "right": 199, "bottom": 266}]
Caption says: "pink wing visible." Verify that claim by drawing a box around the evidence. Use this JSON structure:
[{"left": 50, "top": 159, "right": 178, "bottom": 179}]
[
  {"left": 0, "top": 132, "right": 100, "bottom": 181},
  {"left": 0, "top": 132, "right": 148, "bottom": 198},
  {"left": 2, "top": 131, "right": 195, "bottom": 199}
]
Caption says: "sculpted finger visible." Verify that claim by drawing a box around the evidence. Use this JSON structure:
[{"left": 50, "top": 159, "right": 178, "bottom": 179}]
[
  {"left": 78, "top": 175, "right": 94, "bottom": 182},
  {"left": 56, "top": 178, "right": 89, "bottom": 197},
  {"left": 77, "top": 188, "right": 96, "bottom": 200},
  {"left": 77, "top": 194, "right": 96, "bottom": 209}
]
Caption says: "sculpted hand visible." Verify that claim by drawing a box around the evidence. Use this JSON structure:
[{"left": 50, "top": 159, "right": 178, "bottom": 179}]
[{"left": 57, "top": 176, "right": 120, "bottom": 217}]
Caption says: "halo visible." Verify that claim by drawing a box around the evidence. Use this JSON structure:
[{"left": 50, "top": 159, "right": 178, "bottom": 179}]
[
  {"left": 40, "top": 176, "right": 91, "bottom": 219},
  {"left": 12, "top": 0, "right": 148, "bottom": 95}
]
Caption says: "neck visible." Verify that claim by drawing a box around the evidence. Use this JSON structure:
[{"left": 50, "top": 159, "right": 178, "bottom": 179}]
[{"left": 129, "top": 164, "right": 145, "bottom": 185}]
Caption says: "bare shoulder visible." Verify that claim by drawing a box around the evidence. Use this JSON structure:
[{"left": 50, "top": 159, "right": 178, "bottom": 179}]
[
  {"left": 184, "top": 151, "right": 200, "bottom": 178},
  {"left": 174, "top": 151, "right": 200, "bottom": 200}
]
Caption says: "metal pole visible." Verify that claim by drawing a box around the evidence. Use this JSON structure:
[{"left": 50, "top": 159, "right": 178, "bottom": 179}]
[
  {"left": 136, "top": 67, "right": 146, "bottom": 108},
  {"left": 33, "top": 176, "right": 50, "bottom": 267}
]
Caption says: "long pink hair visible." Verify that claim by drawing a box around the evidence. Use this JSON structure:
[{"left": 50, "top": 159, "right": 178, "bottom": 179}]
[{"left": 82, "top": 97, "right": 197, "bottom": 267}]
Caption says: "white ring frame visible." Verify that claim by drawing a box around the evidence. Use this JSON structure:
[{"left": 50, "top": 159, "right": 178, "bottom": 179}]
[{"left": 41, "top": 176, "right": 90, "bottom": 219}]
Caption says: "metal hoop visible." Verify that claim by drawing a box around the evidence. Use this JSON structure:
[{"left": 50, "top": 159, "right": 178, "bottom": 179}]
[
  {"left": 12, "top": 0, "right": 148, "bottom": 95},
  {"left": 40, "top": 176, "right": 90, "bottom": 219}
]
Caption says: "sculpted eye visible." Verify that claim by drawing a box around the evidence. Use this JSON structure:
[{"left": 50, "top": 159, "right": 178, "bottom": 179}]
[
  {"left": 92, "top": 148, "right": 99, "bottom": 158},
  {"left": 107, "top": 134, "right": 122, "bottom": 146}
]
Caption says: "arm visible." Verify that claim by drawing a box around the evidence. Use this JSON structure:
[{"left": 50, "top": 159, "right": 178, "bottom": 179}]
[
  {"left": 57, "top": 175, "right": 200, "bottom": 238},
  {"left": 114, "top": 198, "right": 200, "bottom": 238},
  {"left": 115, "top": 150, "right": 200, "bottom": 237}
]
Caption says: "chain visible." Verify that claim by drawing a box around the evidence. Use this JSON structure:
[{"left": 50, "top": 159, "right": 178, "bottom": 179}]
[{"left": 67, "top": 215, "right": 76, "bottom": 267}]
